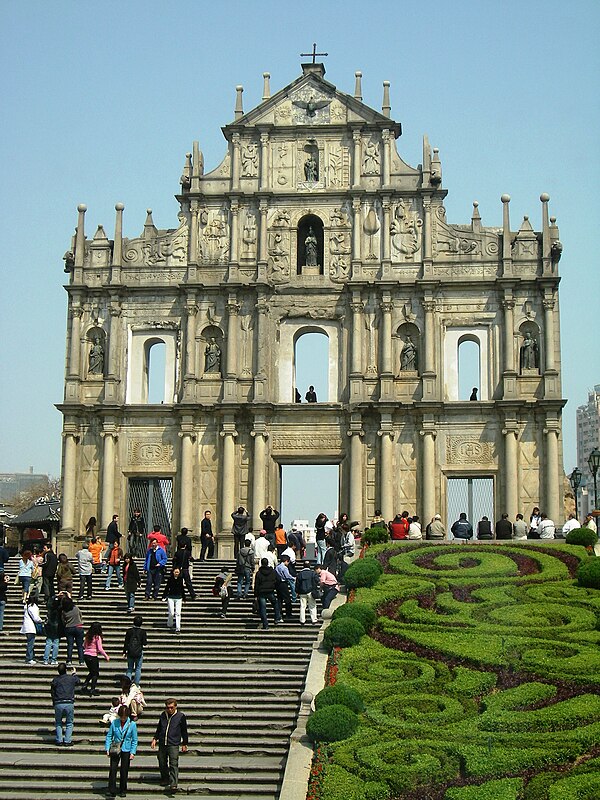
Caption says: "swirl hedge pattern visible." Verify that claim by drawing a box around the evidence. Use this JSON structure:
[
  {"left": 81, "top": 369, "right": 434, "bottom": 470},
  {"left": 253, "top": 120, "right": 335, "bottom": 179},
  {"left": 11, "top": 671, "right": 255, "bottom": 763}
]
[{"left": 315, "top": 542, "right": 600, "bottom": 800}]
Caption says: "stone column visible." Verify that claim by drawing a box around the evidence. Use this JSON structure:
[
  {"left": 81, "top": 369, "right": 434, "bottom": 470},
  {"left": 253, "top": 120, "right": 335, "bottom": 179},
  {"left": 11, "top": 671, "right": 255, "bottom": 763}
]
[
  {"left": 258, "top": 200, "right": 268, "bottom": 265},
  {"left": 543, "top": 297, "right": 556, "bottom": 372},
  {"left": 111, "top": 202, "right": 124, "bottom": 285},
  {"left": 107, "top": 303, "right": 121, "bottom": 378},
  {"left": 220, "top": 418, "right": 237, "bottom": 556},
  {"left": 544, "top": 425, "right": 560, "bottom": 524},
  {"left": 503, "top": 426, "right": 518, "bottom": 519},
  {"left": 352, "top": 130, "right": 362, "bottom": 188},
  {"left": 251, "top": 422, "right": 268, "bottom": 529},
  {"left": 226, "top": 297, "right": 240, "bottom": 377},
  {"left": 382, "top": 129, "right": 391, "bottom": 187},
  {"left": 422, "top": 200, "right": 432, "bottom": 261},
  {"left": 259, "top": 132, "right": 270, "bottom": 191},
  {"left": 100, "top": 428, "right": 118, "bottom": 529},
  {"left": 68, "top": 306, "right": 83, "bottom": 377},
  {"left": 378, "top": 427, "right": 394, "bottom": 521},
  {"left": 350, "top": 296, "right": 364, "bottom": 375},
  {"left": 60, "top": 430, "right": 79, "bottom": 534},
  {"left": 352, "top": 198, "right": 362, "bottom": 262},
  {"left": 179, "top": 429, "right": 196, "bottom": 530},
  {"left": 184, "top": 300, "right": 198, "bottom": 378},
  {"left": 502, "top": 298, "right": 515, "bottom": 372},
  {"left": 420, "top": 428, "right": 436, "bottom": 524},
  {"left": 422, "top": 299, "right": 435, "bottom": 373},
  {"left": 189, "top": 203, "right": 199, "bottom": 265},
  {"left": 381, "top": 199, "right": 391, "bottom": 263},
  {"left": 74, "top": 204, "right": 87, "bottom": 269},
  {"left": 229, "top": 201, "right": 239, "bottom": 263},
  {"left": 348, "top": 426, "right": 364, "bottom": 524},
  {"left": 380, "top": 300, "right": 393, "bottom": 375},
  {"left": 231, "top": 133, "right": 241, "bottom": 191}
]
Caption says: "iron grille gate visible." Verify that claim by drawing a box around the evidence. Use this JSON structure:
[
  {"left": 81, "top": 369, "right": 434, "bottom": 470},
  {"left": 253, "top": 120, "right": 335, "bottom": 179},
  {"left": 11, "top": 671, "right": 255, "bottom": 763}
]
[
  {"left": 447, "top": 477, "right": 494, "bottom": 535},
  {"left": 128, "top": 478, "right": 173, "bottom": 540}
]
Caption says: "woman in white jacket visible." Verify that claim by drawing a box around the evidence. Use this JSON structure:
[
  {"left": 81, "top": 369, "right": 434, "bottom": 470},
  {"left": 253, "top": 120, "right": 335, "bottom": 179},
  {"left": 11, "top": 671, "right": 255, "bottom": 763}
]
[
  {"left": 408, "top": 516, "right": 423, "bottom": 540},
  {"left": 20, "top": 592, "right": 42, "bottom": 665}
]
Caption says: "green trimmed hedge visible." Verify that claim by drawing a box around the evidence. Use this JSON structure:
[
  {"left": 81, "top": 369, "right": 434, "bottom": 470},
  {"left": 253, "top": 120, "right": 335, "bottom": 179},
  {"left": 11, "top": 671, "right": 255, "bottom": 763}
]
[
  {"left": 332, "top": 602, "right": 377, "bottom": 632},
  {"left": 323, "top": 617, "right": 365, "bottom": 651},
  {"left": 361, "top": 526, "right": 389, "bottom": 545},
  {"left": 344, "top": 557, "right": 384, "bottom": 589},
  {"left": 577, "top": 557, "right": 600, "bottom": 589},
  {"left": 306, "top": 704, "right": 359, "bottom": 742},
  {"left": 445, "top": 778, "right": 523, "bottom": 800},
  {"left": 565, "top": 527, "right": 598, "bottom": 548},
  {"left": 315, "top": 683, "right": 365, "bottom": 714}
]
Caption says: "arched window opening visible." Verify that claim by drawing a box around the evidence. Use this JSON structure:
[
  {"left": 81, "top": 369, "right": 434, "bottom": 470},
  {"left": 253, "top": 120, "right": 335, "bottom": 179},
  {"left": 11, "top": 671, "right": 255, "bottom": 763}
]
[
  {"left": 146, "top": 340, "right": 166, "bottom": 403},
  {"left": 458, "top": 337, "right": 480, "bottom": 401},
  {"left": 294, "top": 330, "right": 329, "bottom": 403},
  {"left": 297, "top": 214, "right": 324, "bottom": 275}
]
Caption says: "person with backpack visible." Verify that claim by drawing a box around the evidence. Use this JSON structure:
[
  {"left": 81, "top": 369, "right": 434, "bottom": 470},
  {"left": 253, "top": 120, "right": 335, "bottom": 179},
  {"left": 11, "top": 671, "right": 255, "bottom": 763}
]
[
  {"left": 295, "top": 561, "right": 320, "bottom": 625},
  {"left": 235, "top": 538, "right": 255, "bottom": 599},
  {"left": 212, "top": 570, "right": 231, "bottom": 618},
  {"left": 254, "top": 558, "right": 282, "bottom": 630},
  {"left": 122, "top": 615, "right": 147, "bottom": 686}
]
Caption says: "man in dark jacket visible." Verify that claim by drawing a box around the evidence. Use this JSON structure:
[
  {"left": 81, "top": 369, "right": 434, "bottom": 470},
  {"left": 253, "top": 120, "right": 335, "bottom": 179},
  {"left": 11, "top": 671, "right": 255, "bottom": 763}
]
[
  {"left": 151, "top": 698, "right": 188, "bottom": 792},
  {"left": 105, "top": 515, "right": 122, "bottom": 554},
  {"left": 451, "top": 513, "right": 473, "bottom": 541},
  {"left": 253, "top": 558, "right": 282, "bottom": 630},
  {"left": 122, "top": 615, "right": 148, "bottom": 685},
  {"left": 295, "top": 561, "right": 320, "bottom": 625},
  {"left": 199, "top": 511, "right": 215, "bottom": 560},
  {"left": 231, "top": 507, "right": 250, "bottom": 557},
  {"left": 41, "top": 542, "right": 58, "bottom": 602},
  {"left": 173, "top": 541, "right": 196, "bottom": 600},
  {"left": 259, "top": 505, "right": 279, "bottom": 545},
  {"left": 50, "top": 662, "right": 80, "bottom": 746},
  {"left": 495, "top": 513, "right": 513, "bottom": 540}
]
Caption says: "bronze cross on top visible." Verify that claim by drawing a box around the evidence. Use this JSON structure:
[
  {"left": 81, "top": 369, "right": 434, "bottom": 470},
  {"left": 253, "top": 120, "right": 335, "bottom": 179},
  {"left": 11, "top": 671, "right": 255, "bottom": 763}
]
[{"left": 300, "top": 43, "right": 328, "bottom": 64}]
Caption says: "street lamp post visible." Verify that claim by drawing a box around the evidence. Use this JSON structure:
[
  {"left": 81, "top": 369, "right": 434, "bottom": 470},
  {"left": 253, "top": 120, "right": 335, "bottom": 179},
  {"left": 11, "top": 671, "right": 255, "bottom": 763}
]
[
  {"left": 587, "top": 448, "right": 600, "bottom": 512},
  {"left": 569, "top": 467, "right": 582, "bottom": 521}
]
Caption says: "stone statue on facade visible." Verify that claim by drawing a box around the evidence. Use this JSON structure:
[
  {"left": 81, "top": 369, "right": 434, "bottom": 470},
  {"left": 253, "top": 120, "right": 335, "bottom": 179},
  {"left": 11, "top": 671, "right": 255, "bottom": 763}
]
[
  {"left": 400, "top": 336, "right": 418, "bottom": 372},
  {"left": 63, "top": 251, "right": 75, "bottom": 273},
  {"left": 204, "top": 338, "right": 221, "bottom": 373},
  {"left": 520, "top": 332, "right": 539, "bottom": 370},
  {"left": 304, "top": 154, "right": 319, "bottom": 182},
  {"left": 304, "top": 227, "right": 318, "bottom": 266},
  {"left": 88, "top": 337, "right": 105, "bottom": 375}
]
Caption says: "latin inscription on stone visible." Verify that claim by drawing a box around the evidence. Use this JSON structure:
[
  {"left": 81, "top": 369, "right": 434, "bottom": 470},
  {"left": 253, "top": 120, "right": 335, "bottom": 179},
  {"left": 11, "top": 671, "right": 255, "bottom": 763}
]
[
  {"left": 128, "top": 440, "right": 174, "bottom": 465},
  {"left": 446, "top": 437, "right": 494, "bottom": 465}
]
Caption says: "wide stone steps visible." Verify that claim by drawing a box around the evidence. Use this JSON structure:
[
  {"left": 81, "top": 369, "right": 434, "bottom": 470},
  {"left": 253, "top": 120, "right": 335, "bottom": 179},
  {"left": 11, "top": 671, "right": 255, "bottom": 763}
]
[{"left": 0, "top": 556, "right": 319, "bottom": 798}]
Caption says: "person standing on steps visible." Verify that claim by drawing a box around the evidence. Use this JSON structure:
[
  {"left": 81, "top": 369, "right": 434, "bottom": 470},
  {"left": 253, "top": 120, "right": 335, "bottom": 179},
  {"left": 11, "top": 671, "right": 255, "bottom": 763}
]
[
  {"left": 200, "top": 511, "right": 215, "bottom": 560},
  {"left": 105, "top": 704, "right": 138, "bottom": 799},
  {"left": 105, "top": 515, "right": 122, "bottom": 558},
  {"left": 122, "top": 553, "right": 141, "bottom": 613},
  {"left": 259, "top": 505, "right": 280, "bottom": 545},
  {"left": 151, "top": 698, "right": 189, "bottom": 793},
  {"left": 122, "top": 615, "right": 147, "bottom": 686},
  {"left": 76, "top": 542, "right": 94, "bottom": 599},
  {"left": 173, "top": 541, "right": 196, "bottom": 601},
  {"left": 41, "top": 542, "right": 58, "bottom": 602},
  {"left": 20, "top": 591, "right": 42, "bottom": 664},
  {"left": 127, "top": 508, "right": 146, "bottom": 559},
  {"left": 105, "top": 544, "right": 124, "bottom": 590},
  {"left": 253, "top": 557, "right": 282, "bottom": 630},
  {"left": 144, "top": 538, "right": 167, "bottom": 600},
  {"left": 162, "top": 566, "right": 187, "bottom": 634},
  {"left": 51, "top": 662, "right": 80, "bottom": 747},
  {"left": 231, "top": 506, "right": 250, "bottom": 558},
  {"left": 235, "top": 538, "right": 255, "bottom": 599},
  {"left": 82, "top": 621, "right": 110, "bottom": 695},
  {"left": 295, "top": 561, "right": 320, "bottom": 626}
]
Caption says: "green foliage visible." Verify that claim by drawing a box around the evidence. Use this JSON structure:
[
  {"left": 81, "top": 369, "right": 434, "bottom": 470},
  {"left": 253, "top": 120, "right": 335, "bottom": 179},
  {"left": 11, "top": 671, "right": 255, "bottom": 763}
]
[
  {"left": 444, "top": 778, "right": 523, "bottom": 799},
  {"left": 343, "top": 557, "right": 384, "bottom": 589},
  {"left": 306, "top": 704, "right": 359, "bottom": 742},
  {"left": 577, "top": 557, "right": 600, "bottom": 589},
  {"left": 323, "top": 618, "right": 365, "bottom": 651},
  {"left": 565, "top": 527, "right": 598, "bottom": 548},
  {"left": 315, "top": 683, "right": 365, "bottom": 714},
  {"left": 361, "top": 526, "right": 389, "bottom": 545},
  {"left": 332, "top": 602, "right": 377, "bottom": 632},
  {"left": 447, "top": 667, "right": 497, "bottom": 697}
]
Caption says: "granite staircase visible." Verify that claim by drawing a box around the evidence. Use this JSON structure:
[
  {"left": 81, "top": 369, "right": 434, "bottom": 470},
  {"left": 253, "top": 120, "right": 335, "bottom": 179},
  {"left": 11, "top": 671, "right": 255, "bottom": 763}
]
[{"left": 0, "top": 557, "right": 319, "bottom": 799}]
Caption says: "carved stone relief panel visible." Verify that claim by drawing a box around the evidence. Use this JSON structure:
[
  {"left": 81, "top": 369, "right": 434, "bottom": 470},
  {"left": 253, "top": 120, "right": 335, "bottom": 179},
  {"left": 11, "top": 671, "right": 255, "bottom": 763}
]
[
  {"left": 396, "top": 430, "right": 417, "bottom": 510},
  {"left": 391, "top": 199, "right": 422, "bottom": 261},
  {"left": 198, "top": 431, "right": 217, "bottom": 510},
  {"left": 271, "top": 434, "right": 343, "bottom": 454},
  {"left": 445, "top": 436, "right": 494, "bottom": 465},
  {"left": 241, "top": 141, "right": 259, "bottom": 177},
  {"left": 240, "top": 209, "right": 257, "bottom": 261},
  {"left": 267, "top": 230, "right": 291, "bottom": 284},
  {"left": 127, "top": 440, "right": 175, "bottom": 467},
  {"left": 200, "top": 211, "right": 230, "bottom": 265},
  {"left": 273, "top": 140, "right": 294, "bottom": 188},
  {"left": 327, "top": 142, "right": 350, "bottom": 188},
  {"left": 290, "top": 85, "right": 332, "bottom": 125},
  {"left": 362, "top": 137, "right": 380, "bottom": 175},
  {"left": 519, "top": 425, "right": 540, "bottom": 505},
  {"left": 431, "top": 205, "right": 481, "bottom": 258}
]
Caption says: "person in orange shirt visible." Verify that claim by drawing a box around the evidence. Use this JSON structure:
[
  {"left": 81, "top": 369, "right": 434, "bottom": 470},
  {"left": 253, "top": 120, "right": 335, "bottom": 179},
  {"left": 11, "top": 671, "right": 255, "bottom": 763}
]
[
  {"left": 275, "top": 524, "right": 288, "bottom": 558},
  {"left": 88, "top": 537, "right": 105, "bottom": 573}
]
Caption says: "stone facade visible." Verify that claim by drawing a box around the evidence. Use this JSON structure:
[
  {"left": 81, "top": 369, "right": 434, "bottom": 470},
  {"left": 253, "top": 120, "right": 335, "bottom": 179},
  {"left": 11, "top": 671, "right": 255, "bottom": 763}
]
[{"left": 57, "top": 63, "right": 565, "bottom": 555}]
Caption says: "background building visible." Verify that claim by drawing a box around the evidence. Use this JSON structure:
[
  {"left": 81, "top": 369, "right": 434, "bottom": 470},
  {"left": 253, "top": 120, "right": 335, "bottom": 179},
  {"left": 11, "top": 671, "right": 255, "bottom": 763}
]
[
  {"left": 576, "top": 384, "right": 600, "bottom": 514},
  {"left": 57, "top": 61, "right": 565, "bottom": 554}
]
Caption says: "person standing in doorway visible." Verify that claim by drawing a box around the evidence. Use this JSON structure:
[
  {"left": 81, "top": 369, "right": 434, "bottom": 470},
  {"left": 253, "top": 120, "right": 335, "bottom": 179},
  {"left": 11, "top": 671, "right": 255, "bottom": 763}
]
[
  {"left": 200, "top": 511, "right": 215, "bottom": 560},
  {"left": 127, "top": 508, "right": 146, "bottom": 559},
  {"left": 305, "top": 385, "right": 317, "bottom": 403},
  {"left": 151, "top": 698, "right": 188, "bottom": 793}
]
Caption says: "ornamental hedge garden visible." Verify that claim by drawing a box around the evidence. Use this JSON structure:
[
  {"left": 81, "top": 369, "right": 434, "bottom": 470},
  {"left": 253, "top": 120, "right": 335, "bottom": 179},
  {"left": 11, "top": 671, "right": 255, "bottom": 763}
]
[{"left": 307, "top": 541, "right": 600, "bottom": 800}]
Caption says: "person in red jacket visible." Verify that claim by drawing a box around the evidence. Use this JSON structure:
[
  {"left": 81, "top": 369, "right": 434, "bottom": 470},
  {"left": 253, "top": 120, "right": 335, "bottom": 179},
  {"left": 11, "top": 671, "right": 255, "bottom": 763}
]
[
  {"left": 147, "top": 525, "right": 170, "bottom": 553},
  {"left": 389, "top": 511, "right": 410, "bottom": 540}
]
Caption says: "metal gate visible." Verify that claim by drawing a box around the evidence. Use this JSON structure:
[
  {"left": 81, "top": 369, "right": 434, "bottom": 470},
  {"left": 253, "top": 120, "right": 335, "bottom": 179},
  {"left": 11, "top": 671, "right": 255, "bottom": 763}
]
[
  {"left": 128, "top": 478, "right": 173, "bottom": 539},
  {"left": 447, "top": 477, "right": 494, "bottom": 532}
]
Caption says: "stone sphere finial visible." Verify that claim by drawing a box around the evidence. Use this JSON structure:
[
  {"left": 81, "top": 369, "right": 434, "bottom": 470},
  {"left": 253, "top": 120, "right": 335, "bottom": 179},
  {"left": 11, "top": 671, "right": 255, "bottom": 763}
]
[
  {"left": 263, "top": 72, "right": 270, "bottom": 78},
  {"left": 383, "top": 79, "right": 390, "bottom": 86},
  {"left": 501, "top": 194, "right": 510, "bottom": 203},
  {"left": 473, "top": 201, "right": 479, "bottom": 208},
  {"left": 550, "top": 216, "right": 556, "bottom": 223},
  {"left": 540, "top": 192, "right": 550, "bottom": 202},
  {"left": 300, "top": 691, "right": 314, "bottom": 706},
  {"left": 355, "top": 70, "right": 362, "bottom": 77},
  {"left": 77, "top": 203, "right": 87, "bottom": 212},
  {"left": 147, "top": 208, "right": 152, "bottom": 215},
  {"left": 115, "top": 202, "right": 124, "bottom": 211},
  {"left": 523, "top": 214, "right": 529, "bottom": 221}
]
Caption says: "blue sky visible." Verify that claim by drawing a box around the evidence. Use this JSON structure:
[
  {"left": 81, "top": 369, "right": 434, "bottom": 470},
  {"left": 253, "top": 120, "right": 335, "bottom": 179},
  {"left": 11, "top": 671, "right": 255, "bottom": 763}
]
[{"left": 1, "top": 1, "right": 598, "bottom": 510}]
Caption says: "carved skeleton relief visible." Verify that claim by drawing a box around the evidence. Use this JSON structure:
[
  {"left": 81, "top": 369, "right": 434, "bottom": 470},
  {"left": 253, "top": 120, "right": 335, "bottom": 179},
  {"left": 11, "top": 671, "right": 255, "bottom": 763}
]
[{"left": 391, "top": 200, "right": 422, "bottom": 260}]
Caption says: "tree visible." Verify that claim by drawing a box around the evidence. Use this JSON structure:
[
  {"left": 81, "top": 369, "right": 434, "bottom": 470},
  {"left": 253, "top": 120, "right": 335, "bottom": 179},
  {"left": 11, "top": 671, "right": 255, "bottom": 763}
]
[{"left": 9, "top": 477, "right": 61, "bottom": 514}]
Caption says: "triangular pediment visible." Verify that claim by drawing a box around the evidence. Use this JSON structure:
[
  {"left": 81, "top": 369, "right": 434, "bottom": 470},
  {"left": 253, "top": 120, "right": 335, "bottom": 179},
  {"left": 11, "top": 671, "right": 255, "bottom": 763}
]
[{"left": 223, "top": 68, "right": 400, "bottom": 136}]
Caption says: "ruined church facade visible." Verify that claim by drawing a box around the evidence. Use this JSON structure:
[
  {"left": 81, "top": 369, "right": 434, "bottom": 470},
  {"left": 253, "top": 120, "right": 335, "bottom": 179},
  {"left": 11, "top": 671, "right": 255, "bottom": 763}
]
[{"left": 58, "top": 62, "right": 565, "bottom": 554}]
